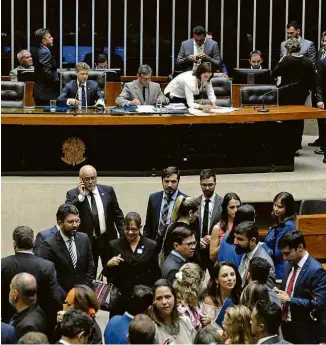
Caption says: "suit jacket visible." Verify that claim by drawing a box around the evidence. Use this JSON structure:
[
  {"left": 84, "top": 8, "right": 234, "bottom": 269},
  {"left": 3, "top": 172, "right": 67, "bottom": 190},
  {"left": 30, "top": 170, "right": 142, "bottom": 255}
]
[
  {"left": 196, "top": 193, "right": 223, "bottom": 236},
  {"left": 260, "top": 335, "right": 292, "bottom": 344},
  {"left": 280, "top": 37, "right": 316, "bottom": 66},
  {"left": 38, "top": 231, "right": 95, "bottom": 293},
  {"left": 104, "top": 236, "right": 161, "bottom": 295},
  {"left": 1, "top": 252, "right": 64, "bottom": 323},
  {"left": 281, "top": 255, "right": 326, "bottom": 343},
  {"left": 33, "top": 45, "right": 59, "bottom": 101},
  {"left": 251, "top": 244, "right": 276, "bottom": 288},
  {"left": 143, "top": 190, "right": 188, "bottom": 240},
  {"left": 1, "top": 323, "right": 17, "bottom": 344},
  {"left": 316, "top": 58, "right": 326, "bottom": 104},
  {"left": 34, "top": 225, "right": 58, "bottom": 256},
  {"left": 162, "top": 252, "right": 186, "bottom": 282},
  {"left": 115, "top": 79, "right": 167, "bottom": 107},
  {"left": 317, "top": 48, "right": 326, "bottom": 63},
  {"left": 11, "top": 304, "right": 47, "bottom": 340},
  {"left": 56, "top": 80, "right": 103, "bottom": 106},
  {"left": 176, "top": 38, "right": 221, "bottom": 71},
  {"left": 65, "top": 184, "right": 124, "bottom": 242}
]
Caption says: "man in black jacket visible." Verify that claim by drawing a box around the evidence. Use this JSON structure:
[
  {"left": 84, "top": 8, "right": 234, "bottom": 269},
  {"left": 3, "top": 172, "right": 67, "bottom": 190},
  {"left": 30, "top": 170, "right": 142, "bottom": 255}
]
[
  {"left": 1, "top": 226, "right": 64, "bottom": 324},
  {"left": 8, "top": 273, "right": 47, "bottom": 340},
  {"left": 65, "top": 164, "right": 124, "bottom": 274}
]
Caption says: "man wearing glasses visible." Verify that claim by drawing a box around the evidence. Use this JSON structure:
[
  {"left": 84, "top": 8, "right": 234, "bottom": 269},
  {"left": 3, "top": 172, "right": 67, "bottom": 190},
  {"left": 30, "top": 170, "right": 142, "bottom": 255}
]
[
  {"left": 196, "top": 169, "right": 223, "bottom": 277},
  {"left": 65, "top": 165, "right": 124, "bottom": 275},
  {"left": 115, "top": 64, "right": 168, "bottom": 107},
  {"left": 37, "top": 204, "right": 95, "bottom": 293},
  {"left": 162, "top": 226, "right": 196, "bottom": 282}
]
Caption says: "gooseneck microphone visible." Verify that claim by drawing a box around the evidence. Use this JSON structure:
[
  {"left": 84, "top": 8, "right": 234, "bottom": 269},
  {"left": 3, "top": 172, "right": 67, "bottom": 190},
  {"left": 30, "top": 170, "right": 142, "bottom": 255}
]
[{"left": 258, "top": 82, "right": 298, "bottom": 113}]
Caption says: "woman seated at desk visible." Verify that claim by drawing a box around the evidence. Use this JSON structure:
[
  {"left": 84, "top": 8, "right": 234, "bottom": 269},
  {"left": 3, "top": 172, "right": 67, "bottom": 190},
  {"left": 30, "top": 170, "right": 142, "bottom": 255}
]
[{"left": 164, "top": 62, "right": 218, "bottom": 110}]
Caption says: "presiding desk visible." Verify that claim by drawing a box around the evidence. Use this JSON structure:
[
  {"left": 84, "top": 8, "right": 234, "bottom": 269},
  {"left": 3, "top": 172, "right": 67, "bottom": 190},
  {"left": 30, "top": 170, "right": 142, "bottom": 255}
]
[{"left": 2, "top": 106, "right": 325, "bottom": 176}]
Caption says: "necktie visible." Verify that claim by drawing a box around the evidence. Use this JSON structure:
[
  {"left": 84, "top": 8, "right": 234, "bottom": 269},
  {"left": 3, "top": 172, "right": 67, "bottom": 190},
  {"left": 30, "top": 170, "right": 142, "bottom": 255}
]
[
  {"left": 142, "top": 86, "right": 146, "bottom": 103},
  {"left": 81, "top": 85, "right": 86, "bottom": 108},
  {"left": 202, "top": 199, "right": 210, "bottom": 237},
  {"left": 89, "top": 192, "right": 101, "bottom": 237},
  {"left": 67, "top": 239, "right": 77, "bottom": 268},
  {"left": 282, "top": 265, "right": 298, "bottom": 320},
  {"left": 239, "top": 254, "right": 250, "bottom": 286},
  {"left": 158, "top": 196, "right": 172, "bottom": 232},
  {"left": 322, "top": 50, "right": 326, "bottom": 60}
]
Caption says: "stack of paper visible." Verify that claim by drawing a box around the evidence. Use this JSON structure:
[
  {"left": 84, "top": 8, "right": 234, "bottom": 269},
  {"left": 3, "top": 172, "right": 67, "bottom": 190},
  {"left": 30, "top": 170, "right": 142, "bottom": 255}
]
[
  {"left": 136, "top": 105, "right": 156, "bottom": 113},
  {"left": 210, "top": 107, "right": 237, "bottom": 113},
  {"left": 165, "top": 103, "right": 188, "bottom": 110}
]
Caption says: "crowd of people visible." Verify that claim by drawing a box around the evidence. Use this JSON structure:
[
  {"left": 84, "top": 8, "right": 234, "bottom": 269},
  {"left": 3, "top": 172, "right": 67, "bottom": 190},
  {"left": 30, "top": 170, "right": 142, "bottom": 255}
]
[{"left": 1, "top": 164, "right": 326, "bottom": 344}]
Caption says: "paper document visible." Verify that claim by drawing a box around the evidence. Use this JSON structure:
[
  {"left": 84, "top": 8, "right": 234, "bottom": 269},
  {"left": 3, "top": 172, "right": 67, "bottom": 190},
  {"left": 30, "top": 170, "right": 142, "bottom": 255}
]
[
  {"left": 210, "top": 107, "right": 237, "bottom": 113},
  {"left": 165, "top": 103, "right": 188, "bottom": 110},
  {"left": 188, "top": 108, "right": 209, "bottom": 116},
  {"left": 136, "top": 105, "right": 156, "bottom": 113}
]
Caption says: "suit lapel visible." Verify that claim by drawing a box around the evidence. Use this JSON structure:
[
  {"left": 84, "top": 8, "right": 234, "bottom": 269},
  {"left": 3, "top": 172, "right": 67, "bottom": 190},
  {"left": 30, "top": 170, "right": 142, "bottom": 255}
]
[
  {"left": 86, "top": 81, "right": 92, "bottom": 105},
  {"left": 293, "top": 257, "right": 310, "bottom": 294},
  {"left": 197, "top": 195, "right": 203, "bottom": 227},
  {"left": 97, "top": 185, "right": 108, "bottom": 219},
  {"left": 74, "top": 233, "right": 82, "bottom": 267},
  {"left": 56, "top": 232, "right": 74, "bottom": 269},
  {"left": 134, "top": 81, "right": 144, "bottom": 104},
  {"left": 210, "top": 193, "right": 220, "bottom": 230},
  {"left": 281, "top": 262, "right": 292, "bottom": 290},
  {"left": 155, "top": 192, "right": 164, "bottom": 226}
]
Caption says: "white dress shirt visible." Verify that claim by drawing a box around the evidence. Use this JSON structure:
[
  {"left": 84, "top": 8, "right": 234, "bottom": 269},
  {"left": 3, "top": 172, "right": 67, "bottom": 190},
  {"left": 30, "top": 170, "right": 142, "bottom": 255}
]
[
  {"left": 60, "top": 230, "right": 77, "bottom": 262},
  {"left": 67, "top": 80, "right": 88, "bottom": 108},
  {"left": 164, "top": 70, "right": 216, "bottom": 109},
  {"left": 285, "top": 251, "right": 309, "bottom": 321},
  {"left": 200, "top": 193, "right": 216, "bottom": 236},
  {"left": 78, "top": 186, "right": 107, "bottom": 235}
]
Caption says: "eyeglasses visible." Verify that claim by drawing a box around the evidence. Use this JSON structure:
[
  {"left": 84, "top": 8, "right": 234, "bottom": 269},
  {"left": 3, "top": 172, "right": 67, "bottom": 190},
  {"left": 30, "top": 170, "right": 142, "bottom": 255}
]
[
  {"left": 182, "top": 240, "right": 197, "bottom": 247},
  {"left": 125, "top": 228, "right": 139, "bottom": 233},
  {"left": 82, "top": 176, "right": 97, "bottom": 182},
  {"left": 139, "top": 75, "right": 151, "bottom": 81},
  {"left": 200, "top": 183, "right": 215, "bottom": 188},
  {"left": 65, "top": 219, "right": 81, "bottom": 224}
]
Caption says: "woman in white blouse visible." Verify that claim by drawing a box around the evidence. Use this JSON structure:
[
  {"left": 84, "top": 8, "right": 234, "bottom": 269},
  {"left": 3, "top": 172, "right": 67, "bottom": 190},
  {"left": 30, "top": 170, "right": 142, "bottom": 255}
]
[{"left": 164, "top": 62, "right": 218, "bottom": 109}]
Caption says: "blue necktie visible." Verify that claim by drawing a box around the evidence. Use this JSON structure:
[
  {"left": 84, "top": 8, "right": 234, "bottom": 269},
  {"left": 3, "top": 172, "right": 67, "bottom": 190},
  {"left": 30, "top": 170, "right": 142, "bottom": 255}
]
[{"left": 81, "top": 85, "right": 86, "bottom": 108}]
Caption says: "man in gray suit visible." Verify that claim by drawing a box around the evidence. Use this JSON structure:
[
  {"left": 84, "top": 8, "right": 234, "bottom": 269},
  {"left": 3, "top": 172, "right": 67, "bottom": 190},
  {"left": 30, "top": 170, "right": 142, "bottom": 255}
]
[
  {"left": 234, "top": 221, "right": 275, "bottom": 288},
  {"left": 196, "top": 169, "right": 223, "bottom": 276},
  {"left": 162, "top": 226, "right": 196, "bottom": 282},
  {"left": 176, "top": 26, "right": 222, "bottom": 72},
  {"left": 115, "top": 64, "right": 168, "bottom": 107},
  {"left": 280, "top": 20, "right": 316, "bottom": 66},
  {"left": 251, "top": 300, "right": 292, "bottom": 344}
]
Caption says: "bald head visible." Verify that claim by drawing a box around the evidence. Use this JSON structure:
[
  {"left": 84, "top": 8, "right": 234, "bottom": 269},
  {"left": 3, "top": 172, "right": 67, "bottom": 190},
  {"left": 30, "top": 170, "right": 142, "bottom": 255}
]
[
  {"left": 128, "top": 314, "right": 155, "bottom": 344},
  {"left": 79, "top": 165, "right": 97, "bottom": 191},
  {"left": 10, "top": 273, "right": 37, "bottom": 307}
]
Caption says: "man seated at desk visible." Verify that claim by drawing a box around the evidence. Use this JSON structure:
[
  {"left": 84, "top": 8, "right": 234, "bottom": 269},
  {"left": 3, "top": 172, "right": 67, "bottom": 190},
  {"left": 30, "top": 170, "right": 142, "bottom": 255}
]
[
  {"left": 10, "top": 49, "right": 34, "bottom": 82},
  {"left": 56, "top": 62, "right": 105, "bottom": 108},
  {"left": 115, "top": 64, "right": 168, "bottom": 107}
]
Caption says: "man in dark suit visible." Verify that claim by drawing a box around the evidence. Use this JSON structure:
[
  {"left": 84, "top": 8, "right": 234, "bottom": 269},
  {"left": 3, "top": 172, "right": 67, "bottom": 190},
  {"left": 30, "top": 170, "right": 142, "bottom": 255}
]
[
  {"left": 251, "top": 300, "right": 292, "bottom": 344},
  {"left": 176, "top": 26, "right": 221, "bottom": 72},
  {"left": 162, "top": 226, "right": 196, "bottom": 282},
  {"left": 32, "top": 28, "right": 59, "bottom": 105},
  {"left": 315, "top": 56, "right": 326, "bottom": 163},
  {"left": 234, "top": 221, "right": 275, "bottom": 288},
  {"left": 196, "top": 169, "right": 223, "bottom": 276},
  {"left": 56, "top": 62, "right": 105, "bottom": 108},
  {"left": 1, "top": 225, "right": 64, "bottom": 325},
  {"left": 274, "top": 231, "right": 326, "bottom": 344},
  {"left": 143, "top": 166, "right": 187, "bottom": 241},
  {"left": 65, "top": 165, "right": 124, "bottom": 273},
  {"left": 9, "top": 273, "right": 47, "bottom": 339},
  {"left": 38, "top": 204, "right": 95, "bottom": 293},
  {"left": 34, "top": 224, "right": 57, "bottom": 256}
]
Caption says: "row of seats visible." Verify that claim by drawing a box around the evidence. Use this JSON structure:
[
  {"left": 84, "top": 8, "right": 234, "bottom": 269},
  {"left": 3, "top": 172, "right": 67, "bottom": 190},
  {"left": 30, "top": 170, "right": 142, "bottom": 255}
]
[{"left": 1, "top": 76, "right": 277, "bottom": 108}]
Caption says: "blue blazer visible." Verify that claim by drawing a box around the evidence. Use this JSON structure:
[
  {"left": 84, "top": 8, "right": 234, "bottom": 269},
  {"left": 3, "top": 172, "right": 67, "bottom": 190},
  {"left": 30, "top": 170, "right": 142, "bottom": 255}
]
[
  {"left": 57, "top": 80, "right": 103, "bottom": 106},
  {"left": 34, "top": 225, "right": 58, "bottom": 256},
  {"left": 143, "top": 190, "right": 187, "bottom": 240},
  {"left": 281, "top": 255, "right": 326, "bottom": 342},
  {"left": 1, "top": 322, "right": 17, "bottom": 344}
]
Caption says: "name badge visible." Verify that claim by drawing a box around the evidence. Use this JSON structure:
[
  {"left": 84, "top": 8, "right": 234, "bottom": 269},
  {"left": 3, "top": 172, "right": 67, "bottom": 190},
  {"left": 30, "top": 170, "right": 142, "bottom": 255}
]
[{"left": 137, "top": 248, "right": 143, "bottom": 254}]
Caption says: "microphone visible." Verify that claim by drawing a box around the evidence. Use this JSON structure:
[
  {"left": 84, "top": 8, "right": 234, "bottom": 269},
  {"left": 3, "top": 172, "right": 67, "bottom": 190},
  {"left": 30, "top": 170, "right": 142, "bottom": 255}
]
[{"left": 257, "top": 82, "right": 298, "bottom": 113}]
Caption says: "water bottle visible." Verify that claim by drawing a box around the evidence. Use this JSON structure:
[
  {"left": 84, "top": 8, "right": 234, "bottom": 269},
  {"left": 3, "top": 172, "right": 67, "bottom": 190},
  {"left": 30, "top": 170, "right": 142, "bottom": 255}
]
[{"left": 156, "top": 97, "right": 163, "bottom": 113}]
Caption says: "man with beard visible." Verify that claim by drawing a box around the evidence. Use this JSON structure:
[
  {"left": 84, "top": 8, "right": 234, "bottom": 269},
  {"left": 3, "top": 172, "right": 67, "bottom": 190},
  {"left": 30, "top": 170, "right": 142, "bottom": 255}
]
[
  {"left": 196, "top": 169, "right": 223, "bottom": 276},
  {"left": 234, "top": 221, "right": 275, "bottom": 288},
  {"left": 249, "top": 50, "right": 264, "bottom": 69},
  {"left": 38, "top": 204, "right": 94, "bottom": 293},
  {"left": 65, "top": 165, "right": 124, "bottom": 274},
  {"left": 143, "top": 166, "right": 187, "bottom": 241}
]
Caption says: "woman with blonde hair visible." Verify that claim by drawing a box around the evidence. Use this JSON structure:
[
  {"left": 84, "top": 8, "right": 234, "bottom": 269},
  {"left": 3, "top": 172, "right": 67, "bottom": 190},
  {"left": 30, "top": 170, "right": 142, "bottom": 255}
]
[
  {"left": 157, "top": 195, "right": 200, "bottom": 260},
  {"left": 173, "top": 263, "right": 210, "bottom": 329},
  {"left": 222, "top": 305, "right": 253, "bottom": 344}
]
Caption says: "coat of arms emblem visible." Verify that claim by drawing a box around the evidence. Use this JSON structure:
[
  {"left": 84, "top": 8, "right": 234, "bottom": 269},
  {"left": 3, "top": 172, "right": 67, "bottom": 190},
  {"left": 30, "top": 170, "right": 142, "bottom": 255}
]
[{"left": 61, "top": 137, "right": 86, "bottom": 166}]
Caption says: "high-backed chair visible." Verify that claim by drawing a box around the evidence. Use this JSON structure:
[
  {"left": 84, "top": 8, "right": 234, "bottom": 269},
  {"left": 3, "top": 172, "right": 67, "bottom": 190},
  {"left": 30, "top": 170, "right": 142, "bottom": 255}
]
[
  {"left": 59, "top": 71, "right": 107, "bottom": 93},
  {"left": 240, "top": 85, "right": 277, "bottom": 107},
  {"left": 211, "top": 77, "right": 232, "bottom": 107},
  {"left": 299, "top": 199, "right": 326, "bottom": 215},
  {"left": 1, "top": 81, "right": 25, "bottom": 107}
]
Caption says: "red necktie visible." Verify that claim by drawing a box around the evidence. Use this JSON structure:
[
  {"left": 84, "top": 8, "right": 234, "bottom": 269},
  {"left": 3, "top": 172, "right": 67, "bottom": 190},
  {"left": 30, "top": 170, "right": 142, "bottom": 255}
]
[{"left": 282, "top": 265, "right": 298, "bottom": 320}]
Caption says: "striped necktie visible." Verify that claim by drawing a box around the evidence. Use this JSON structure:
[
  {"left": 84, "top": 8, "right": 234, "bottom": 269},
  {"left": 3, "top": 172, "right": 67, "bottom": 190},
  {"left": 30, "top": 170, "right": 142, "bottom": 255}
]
[
  {"left": 67, "top": 238, "right": 77, "bottom": 268},
  {"left": 158, "top": 196, "right": 172, "bottom": 232}
]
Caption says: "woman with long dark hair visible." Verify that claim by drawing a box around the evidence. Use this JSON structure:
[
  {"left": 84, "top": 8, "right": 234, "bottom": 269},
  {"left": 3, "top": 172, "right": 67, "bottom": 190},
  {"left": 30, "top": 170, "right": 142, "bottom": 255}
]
[
  {"left": 210, "top": 193, "right": 241, "bottom": 262},
  {"left": 218, "top": 204, "right": 256, "bottom": 267},
  {"left": 262, "top": 192, "right": 296, "bottom": 279}
]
